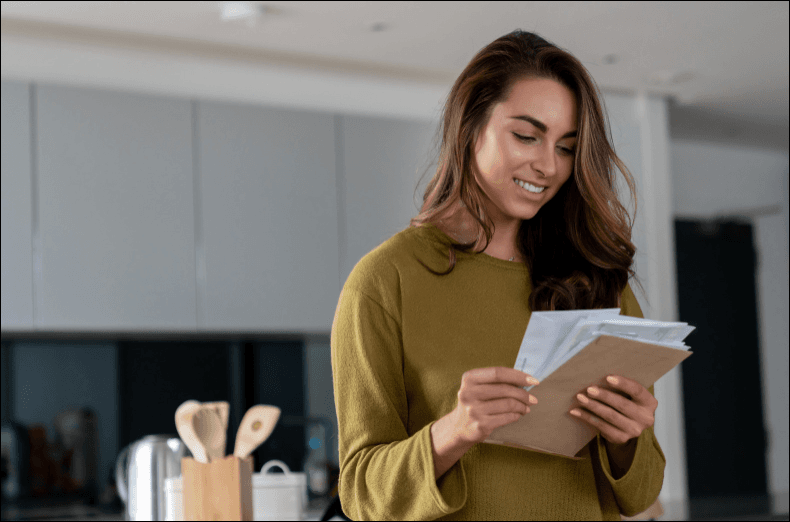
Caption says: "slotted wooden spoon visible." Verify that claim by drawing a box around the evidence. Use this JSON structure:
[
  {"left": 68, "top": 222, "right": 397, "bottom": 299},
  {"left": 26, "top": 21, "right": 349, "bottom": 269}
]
[
  {"left": 233, "top": 405, "right": 281, "bottom": 459},
  {"left": 201, "top": 401, "right": 229, "bottom": 460},
  {"left": 192, "top": 406, "right": 225, "bottom": 463}
]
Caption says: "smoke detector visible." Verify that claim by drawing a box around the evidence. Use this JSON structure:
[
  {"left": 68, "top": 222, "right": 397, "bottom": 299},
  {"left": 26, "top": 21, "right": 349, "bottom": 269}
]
[{"left": 219, "top": 1, "right": 269, "bottom": 27}]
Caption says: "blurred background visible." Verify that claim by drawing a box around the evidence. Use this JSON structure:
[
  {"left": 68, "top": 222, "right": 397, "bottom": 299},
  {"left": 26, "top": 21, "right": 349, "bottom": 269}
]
[{"left": 1, "top": 2, "right": 787, "bottom": 521}]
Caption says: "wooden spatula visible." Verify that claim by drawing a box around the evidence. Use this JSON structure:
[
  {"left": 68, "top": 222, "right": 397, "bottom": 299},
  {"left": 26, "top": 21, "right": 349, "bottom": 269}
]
[
  {"left": 233, "top": 405, "right": 281, "bottom": 459},
  {"left": 175, "top": 400, "right": 209, "bottom": 464}
]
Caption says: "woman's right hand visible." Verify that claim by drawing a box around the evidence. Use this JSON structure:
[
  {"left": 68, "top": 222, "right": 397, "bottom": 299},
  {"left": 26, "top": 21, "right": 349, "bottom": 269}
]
[{"left": 450, "top": 367, "right": 540, "bottom": 445}]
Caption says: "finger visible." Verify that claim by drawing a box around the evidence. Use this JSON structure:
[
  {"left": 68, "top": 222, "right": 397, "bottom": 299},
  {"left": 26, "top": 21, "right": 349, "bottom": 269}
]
[
  {"left": 606, "top": 375, "right": 656, "bottom": 408},
  {"left": 569, "top": 407, "right": 635, "bottom": 445},
  {"left": 581, "top": 386, "right": 641, "bottom": 420},
  {"left": 485, "top": 397, "right": 531, "bottom": 416},
  {"left": 574, "top": 395, "right": 642, "bottom": 439},
  {"left": 473, "top": 383, "right": 538, "bottom": 405},
  {"left": 464, "top": 367, "right": 540, "bottom": 388}
]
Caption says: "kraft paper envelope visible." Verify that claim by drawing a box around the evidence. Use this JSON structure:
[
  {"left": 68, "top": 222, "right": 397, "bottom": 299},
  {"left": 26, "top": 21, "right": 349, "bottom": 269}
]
[{"left": 483, "top": 334, "right": 693, "bottom": 459}]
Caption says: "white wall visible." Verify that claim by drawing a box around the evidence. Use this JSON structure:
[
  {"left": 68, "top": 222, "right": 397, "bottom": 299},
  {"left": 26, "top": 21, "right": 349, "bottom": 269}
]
[
  {"left": 0, "top": 30, "right": 448, "bottom": 124},
  {"left": 671, "top": 139, "right": 790, "bottom": 514},
  {"left": 603, "top": 91, "right": 690, "bottom": 514}
]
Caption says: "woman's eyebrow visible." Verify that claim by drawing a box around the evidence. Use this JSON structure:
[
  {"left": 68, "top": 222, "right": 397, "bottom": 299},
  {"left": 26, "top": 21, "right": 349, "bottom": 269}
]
[{"left": 510, "top": 114, "right": 577, "bottom": 138}]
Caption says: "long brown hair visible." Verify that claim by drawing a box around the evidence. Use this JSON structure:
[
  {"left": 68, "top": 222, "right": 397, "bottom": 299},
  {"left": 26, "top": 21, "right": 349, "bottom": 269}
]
[{"left": 410, "top": 29, "right": 647, "bottom": 311}]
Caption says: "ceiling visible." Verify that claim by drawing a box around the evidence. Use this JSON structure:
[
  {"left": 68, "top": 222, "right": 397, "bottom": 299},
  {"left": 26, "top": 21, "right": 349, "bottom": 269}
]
[{"left": 1, "top": 1, "right": 788, "bottom": 145}]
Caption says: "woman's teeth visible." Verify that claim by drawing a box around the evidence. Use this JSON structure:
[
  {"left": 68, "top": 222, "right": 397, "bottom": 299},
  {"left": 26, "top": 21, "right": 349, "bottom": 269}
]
[{"left": 513, "top": 178, "right": 545, "bottom": 193}]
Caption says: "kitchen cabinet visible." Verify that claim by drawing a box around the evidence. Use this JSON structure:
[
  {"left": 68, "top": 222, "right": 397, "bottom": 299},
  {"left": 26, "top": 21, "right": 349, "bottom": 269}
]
[
  {"left": 338, "top": 114, "right": 437, "bottom": 285},
  {"left": 2, "top": 80, "right": 438, "bottom": 333},
  {"left": 1, "top": 80, "right": 35, "bottom": 330},
  {"left": 197, "top": 101, "right": 339, "bottom": 332},
  {"left": 34, "top": 83, "right": 197, "bottom": 330}
]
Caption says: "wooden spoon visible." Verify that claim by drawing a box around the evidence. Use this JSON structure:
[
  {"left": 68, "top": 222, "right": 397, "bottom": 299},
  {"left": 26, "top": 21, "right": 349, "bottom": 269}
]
[
  {"left": 202, "top": 402, "right": 229, "bottom": 460},
  {"left": 175, "top": 400, "right": 209, "bottom": 464},
  {"left": 192, "top": 406, "right": 225, "bottom": 463},
  {"left": 233, "top": 405, "right": 281, "bottom": 459}
]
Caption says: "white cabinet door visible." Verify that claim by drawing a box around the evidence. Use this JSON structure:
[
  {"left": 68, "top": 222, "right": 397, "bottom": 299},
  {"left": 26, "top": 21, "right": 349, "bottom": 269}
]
[
  {"left": 1, "top": 81, "right": 34, "bottom": 330},
  {"left": 36, "top": 84, "right": 197, "bottom": 330},
  {"left": 197, "top": 102, "right": 339, "bottom": 332},
  {"left": 339, "top": 114, "right": 437, "bottom": 286}
]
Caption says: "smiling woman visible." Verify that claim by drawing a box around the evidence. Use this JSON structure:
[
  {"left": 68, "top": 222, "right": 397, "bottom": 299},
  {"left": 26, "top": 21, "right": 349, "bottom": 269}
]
[
  {"left": 410, "top": 30, "right": 645, "bottom": 312},
  {"left": 331, "top": 29, "right": 663, "bottom": 521}
]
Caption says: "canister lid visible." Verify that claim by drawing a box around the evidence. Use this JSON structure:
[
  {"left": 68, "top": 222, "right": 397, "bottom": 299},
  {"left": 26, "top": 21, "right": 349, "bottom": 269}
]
[{"left": 253, "top": 460, "right": 306, "bottom": 489}]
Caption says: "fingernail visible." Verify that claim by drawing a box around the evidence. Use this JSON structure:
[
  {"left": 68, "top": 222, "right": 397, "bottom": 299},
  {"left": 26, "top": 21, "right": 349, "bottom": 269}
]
[
  {"left": 587, "top": 386, "right": 599, "bottom": 396},
  {"left": 529, "top": 395, "right": 538, "bottom": 404},
  {"left": 526, "top": 376, "right": 540, "bottom": 386},
  {"left": 570, "top": 409, "right": 581, "bottom": 417},
  {"left": 607, "top": 376, "right": 619, "bottom": 385},
  {"left": 577, "top": 393, "right": 589, "bottom": 404}
]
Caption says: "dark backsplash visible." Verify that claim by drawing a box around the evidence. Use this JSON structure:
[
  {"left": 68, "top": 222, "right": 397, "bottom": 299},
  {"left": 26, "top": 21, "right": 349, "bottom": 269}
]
[{"left": 1, "top": 336, "right": 309, "bottom": 502}]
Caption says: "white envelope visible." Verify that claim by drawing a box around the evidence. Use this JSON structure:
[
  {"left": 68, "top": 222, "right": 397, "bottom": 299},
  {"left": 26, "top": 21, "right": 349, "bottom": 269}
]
[{"left": 514, "top": 308, "right": 621, "bottom": 390}]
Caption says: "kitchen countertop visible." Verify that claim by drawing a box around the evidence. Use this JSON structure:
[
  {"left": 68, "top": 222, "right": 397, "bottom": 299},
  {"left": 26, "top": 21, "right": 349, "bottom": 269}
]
[
  {"left": 2, "top": 494, "right": 786, "bottom": 521},
  {"left": 0, "top": 495, "right": 125, "bottom": 521},
  {"left": 0, "top": 494, "right": 341, "bottom": 521}
]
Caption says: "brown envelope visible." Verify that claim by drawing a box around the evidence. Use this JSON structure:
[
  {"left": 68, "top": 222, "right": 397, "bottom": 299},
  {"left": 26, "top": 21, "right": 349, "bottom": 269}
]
[{"left": 483, "top": 334, "right": 693, "bottom": 459}]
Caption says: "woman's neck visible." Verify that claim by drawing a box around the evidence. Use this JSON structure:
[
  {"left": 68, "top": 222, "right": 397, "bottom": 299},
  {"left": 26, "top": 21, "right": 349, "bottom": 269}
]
[{"left": 433, "top": 200, "right": 523, "bottom": 262}]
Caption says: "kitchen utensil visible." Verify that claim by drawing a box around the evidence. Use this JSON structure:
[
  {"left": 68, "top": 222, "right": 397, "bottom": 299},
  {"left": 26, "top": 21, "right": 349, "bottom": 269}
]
[
  {"left": 202, "top": 401, "right": 229, "bottom": 459},
  {"left": 1, "top": 421, "right": 31, "bottom": 501},
  {"left": 53, "top": 408, "right": 99, "bottom": 499},
  {"left": 175, "top": 401, "right": 209, "bottom": 464},
  {"left": 203, "top": 401, "right": 229, "bottom": 430},
  {"left": 191, "top": 406, "right": 225, "bottom": 463},
  {"left": 233, "top": 405, "right": 281, "bottom": 459},
  {"left": 115, "top": 435, "right": 190, "bottom": 521},
  {"left": 182, "top": 454, "right": 253, "bottom": 521},
  {"left": 164, "top": 460, "right": 307, "bottom": 522},
  {"left": 27, "top": 425, "right": 50, "bottom": 496},
  {"left": 302, "top": 417, "right": 334, "bottom": 498}
]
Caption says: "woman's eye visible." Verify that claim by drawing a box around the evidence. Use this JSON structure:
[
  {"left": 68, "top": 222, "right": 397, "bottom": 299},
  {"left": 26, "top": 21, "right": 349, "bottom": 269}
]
[{"left": 513, "top": 133, "right": 575, "bottom": 155}]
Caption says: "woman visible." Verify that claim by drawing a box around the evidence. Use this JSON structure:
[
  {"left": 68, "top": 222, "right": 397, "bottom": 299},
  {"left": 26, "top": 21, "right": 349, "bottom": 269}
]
[{"left": 331, "top": 29, "right": 664, "bottom": 520}]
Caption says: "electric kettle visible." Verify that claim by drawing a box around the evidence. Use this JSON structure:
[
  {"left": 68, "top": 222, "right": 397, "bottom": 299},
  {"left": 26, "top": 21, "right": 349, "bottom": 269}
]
[{"left": 115, "top": 435, "right": 191, "bottom": 521}]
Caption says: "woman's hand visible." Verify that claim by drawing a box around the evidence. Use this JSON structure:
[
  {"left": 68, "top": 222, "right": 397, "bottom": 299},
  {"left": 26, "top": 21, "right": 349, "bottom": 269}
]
[
  {"left": 569, "top": 375, "right": 658, "bottom": 445},
  {"left": 450, "top": 367, "right": 540, "bottom": 445}
]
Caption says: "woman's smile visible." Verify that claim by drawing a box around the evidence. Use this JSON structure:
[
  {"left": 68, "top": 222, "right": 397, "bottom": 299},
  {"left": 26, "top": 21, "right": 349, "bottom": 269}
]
[{"left": 513, "top": 178, "right": 546, "bottom": 197}]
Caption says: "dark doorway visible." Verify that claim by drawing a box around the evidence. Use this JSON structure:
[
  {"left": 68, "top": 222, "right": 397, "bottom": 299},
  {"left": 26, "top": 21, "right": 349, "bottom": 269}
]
[{"left": 674, "top": 219, "right": 770, "bottom": 519}]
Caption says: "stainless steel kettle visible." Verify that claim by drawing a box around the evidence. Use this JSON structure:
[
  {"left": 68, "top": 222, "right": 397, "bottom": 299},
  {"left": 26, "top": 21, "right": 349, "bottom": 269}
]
[{"left": 115, "top": 435, "right": 191, "bottom": 521}]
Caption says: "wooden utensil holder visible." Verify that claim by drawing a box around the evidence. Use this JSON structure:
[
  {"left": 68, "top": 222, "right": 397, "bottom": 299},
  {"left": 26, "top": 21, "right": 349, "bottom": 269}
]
[{"left": 182, "top": 455, "right": 253, "bottom": 521}]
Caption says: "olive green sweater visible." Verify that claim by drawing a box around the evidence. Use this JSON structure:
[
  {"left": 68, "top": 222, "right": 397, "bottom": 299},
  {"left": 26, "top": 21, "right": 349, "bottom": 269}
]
[{"left": 331, "top": 223, "right": 665, "bottom": 521}]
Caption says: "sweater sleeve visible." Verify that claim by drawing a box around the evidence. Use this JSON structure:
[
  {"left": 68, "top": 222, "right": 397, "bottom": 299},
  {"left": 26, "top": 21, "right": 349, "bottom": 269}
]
[
  {"left": 592, "top": 282, "right": 667, "bottom": 516},
  {"left": 331, "top": 285, "right": 467, "bottom": 521}
]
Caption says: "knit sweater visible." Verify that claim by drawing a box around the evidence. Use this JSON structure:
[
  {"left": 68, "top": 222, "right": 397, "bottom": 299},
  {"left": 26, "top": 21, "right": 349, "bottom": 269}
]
[{"left": 331, "top": 222, "right": 665, "bottom": 521}]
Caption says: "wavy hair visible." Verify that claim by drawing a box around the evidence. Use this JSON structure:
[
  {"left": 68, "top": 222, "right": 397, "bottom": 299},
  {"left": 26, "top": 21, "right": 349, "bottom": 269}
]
[{"left": 410, "top": 29, "right": 646, "bottom": 311}]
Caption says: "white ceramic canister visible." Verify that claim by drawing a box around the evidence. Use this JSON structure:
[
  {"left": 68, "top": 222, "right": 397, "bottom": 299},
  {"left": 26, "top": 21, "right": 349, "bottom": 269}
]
[{"left": 164, "top": 459, "right": 308, "bottom": 521}]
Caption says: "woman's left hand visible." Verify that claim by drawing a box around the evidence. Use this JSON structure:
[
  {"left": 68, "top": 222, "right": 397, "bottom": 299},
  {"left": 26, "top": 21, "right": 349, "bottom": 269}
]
[{"left": 569, "top": 375, "right": 658, "bottom": 445}]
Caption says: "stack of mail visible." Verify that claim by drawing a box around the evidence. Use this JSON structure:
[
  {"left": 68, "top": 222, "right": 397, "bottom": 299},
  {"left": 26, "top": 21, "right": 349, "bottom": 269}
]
[
  {"left": 483, "top": 309, "right": 695, "bottom": 459},
  {"left": 514, "top": 308, "right": 695, "bottom": 391}
]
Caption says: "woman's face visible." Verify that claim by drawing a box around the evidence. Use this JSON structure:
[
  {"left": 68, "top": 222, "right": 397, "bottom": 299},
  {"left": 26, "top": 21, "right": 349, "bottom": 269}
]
[{"left": 472, "top": 77, "right": 578, "bottom": 223}]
